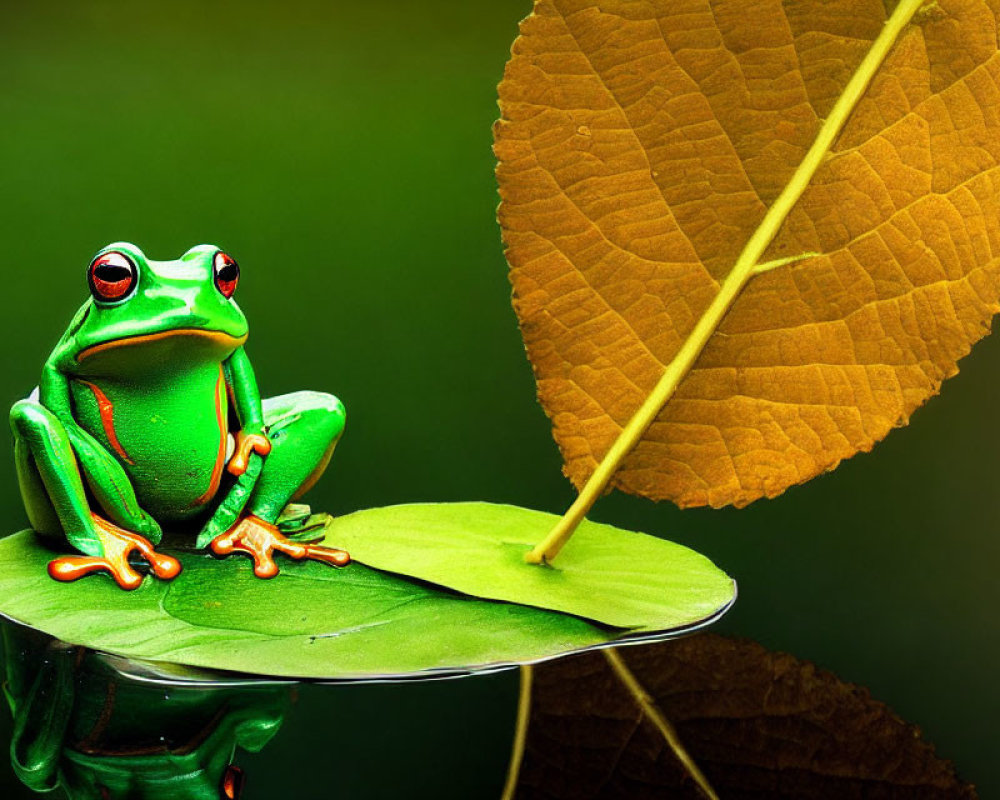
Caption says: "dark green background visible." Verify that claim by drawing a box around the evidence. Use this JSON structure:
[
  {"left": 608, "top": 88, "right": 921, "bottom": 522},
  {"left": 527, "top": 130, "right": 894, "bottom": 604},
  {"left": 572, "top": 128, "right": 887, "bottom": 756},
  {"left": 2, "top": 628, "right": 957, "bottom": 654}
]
[{"left": 0, "top": 2, "right": 996, "bottom": 797}]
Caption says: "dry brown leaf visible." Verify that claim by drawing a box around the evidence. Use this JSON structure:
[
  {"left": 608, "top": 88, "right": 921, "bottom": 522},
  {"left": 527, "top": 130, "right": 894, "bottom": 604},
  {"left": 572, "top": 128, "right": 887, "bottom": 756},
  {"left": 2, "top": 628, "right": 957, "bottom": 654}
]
[
  {"left": 495, "top": 0, "right": 1000, "bottom": 508},
  {"left": 516, "top": 634, "right": 977, "bottom": 799}
]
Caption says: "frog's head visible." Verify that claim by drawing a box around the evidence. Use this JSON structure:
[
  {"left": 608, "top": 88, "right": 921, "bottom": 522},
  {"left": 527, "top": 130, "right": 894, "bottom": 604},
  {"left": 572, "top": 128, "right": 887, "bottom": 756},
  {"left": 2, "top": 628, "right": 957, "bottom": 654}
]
[{"left": 66, "top": 242, "right": 250, "bottom": 375}]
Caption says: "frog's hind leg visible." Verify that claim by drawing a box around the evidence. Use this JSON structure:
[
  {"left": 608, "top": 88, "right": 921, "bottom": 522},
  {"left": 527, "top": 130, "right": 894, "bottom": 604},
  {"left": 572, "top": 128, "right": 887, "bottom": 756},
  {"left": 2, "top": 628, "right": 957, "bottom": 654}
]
[
  {"left": 250, "top": 391, "right": 346, "bottom": 524},
  {"left": 12, "top": 400, "right": 102, "bottom": 550},
  {"left": 12, "top": 410, "right": 64, "bottom": 545},
  {"left": 10, "top": 400, "right": 180, "bottom": 589},
  {"left": 210, "top": 391, "right": 349, "bottom": 577}
]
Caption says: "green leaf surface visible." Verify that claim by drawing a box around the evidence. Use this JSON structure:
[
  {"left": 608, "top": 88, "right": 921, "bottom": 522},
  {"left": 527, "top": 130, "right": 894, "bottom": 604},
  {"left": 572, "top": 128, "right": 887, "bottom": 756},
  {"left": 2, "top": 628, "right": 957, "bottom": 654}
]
[
  {"left": 0, "top": 519, "right": 730, "bottom": 681},
  {"left": 321, "top": 503, "right": 735, "bottom": 632}
]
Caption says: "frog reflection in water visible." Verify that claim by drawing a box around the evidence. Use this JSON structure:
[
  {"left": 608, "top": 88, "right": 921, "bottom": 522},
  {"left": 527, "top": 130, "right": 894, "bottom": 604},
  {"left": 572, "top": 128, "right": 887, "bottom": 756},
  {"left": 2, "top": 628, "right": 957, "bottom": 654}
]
[
  {"left": 3, "top": 622, "right": 291, "bottom": 800},
  {"left": 10, "top": 243, "right": 349, "bottom": 589}
]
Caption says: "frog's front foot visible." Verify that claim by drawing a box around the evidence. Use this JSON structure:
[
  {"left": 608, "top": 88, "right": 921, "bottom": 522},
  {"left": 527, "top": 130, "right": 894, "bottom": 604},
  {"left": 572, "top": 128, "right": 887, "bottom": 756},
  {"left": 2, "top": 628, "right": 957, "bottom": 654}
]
[
  {"left": 210, "top": 515, "right": 350, "bottom": 578},
  {"left": 48, "top": 514, "right": 182, "bottom": 590}
]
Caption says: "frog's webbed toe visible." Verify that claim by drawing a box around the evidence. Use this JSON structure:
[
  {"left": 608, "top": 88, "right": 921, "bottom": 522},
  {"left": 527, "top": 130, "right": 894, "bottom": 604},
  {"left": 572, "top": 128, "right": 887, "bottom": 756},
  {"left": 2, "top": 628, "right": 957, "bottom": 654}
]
[
  {"left": 48, "top": 514, "right": 182, "bottom": 591},
  {"left": 210, "top": 515, "right": 350, "bottom": 578},
  {"left": 48, "top": 555, "right": 144, "bottom": 590}
]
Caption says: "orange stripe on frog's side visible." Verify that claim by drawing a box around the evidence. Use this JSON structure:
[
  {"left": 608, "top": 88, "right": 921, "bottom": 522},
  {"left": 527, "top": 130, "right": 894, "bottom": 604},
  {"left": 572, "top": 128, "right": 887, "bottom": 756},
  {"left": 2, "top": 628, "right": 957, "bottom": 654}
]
[
  {"left": 191, "top": 364, "right": 228, "bottom": 508},
  {"left": 77, "top": 380, "right": 135, "bottom": 465}
]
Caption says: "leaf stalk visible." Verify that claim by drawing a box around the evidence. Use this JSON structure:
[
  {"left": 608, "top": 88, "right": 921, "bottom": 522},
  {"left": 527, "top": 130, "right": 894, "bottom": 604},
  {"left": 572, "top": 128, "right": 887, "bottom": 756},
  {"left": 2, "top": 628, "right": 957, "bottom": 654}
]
[
  {"left": 501, "top": 665, "right": 533, "bottom": 800},
  {"left": 604, "top": 648, "right": 719, "bottom": 800}
]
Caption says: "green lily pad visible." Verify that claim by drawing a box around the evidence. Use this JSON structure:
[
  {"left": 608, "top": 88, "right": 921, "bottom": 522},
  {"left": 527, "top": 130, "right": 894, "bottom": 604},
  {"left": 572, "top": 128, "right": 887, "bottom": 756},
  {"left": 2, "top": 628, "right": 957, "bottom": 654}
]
[
  {"left": 0, "top": 521, "right": 732, "bottom": 681},
  {"left": 320, "top": 502, "right": 734, "bottom": 632}
]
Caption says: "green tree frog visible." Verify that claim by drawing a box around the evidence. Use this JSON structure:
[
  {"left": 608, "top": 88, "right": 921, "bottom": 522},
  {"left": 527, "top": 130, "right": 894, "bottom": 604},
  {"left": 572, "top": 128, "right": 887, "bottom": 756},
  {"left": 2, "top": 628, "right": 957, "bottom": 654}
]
[{"left": 10, "top": 243, "right": 349, "bottom": 589}]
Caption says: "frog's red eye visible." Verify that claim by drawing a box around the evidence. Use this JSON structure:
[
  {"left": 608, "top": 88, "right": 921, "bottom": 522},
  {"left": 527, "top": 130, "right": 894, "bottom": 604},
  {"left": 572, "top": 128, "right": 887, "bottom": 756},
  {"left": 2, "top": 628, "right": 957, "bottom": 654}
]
[
  {"left": 213, "top": 251, "right": 239, "bottom": 299},
  {"left": 88, "top": 252, "right": 137, "bottom": 302}
]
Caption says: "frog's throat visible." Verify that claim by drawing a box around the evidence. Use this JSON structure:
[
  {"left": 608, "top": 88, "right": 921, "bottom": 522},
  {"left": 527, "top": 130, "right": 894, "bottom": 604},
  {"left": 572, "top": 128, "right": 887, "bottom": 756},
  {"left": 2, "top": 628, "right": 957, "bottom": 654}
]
[{"left": 74, "top": 328, "right": 248, "bottom": 364}]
